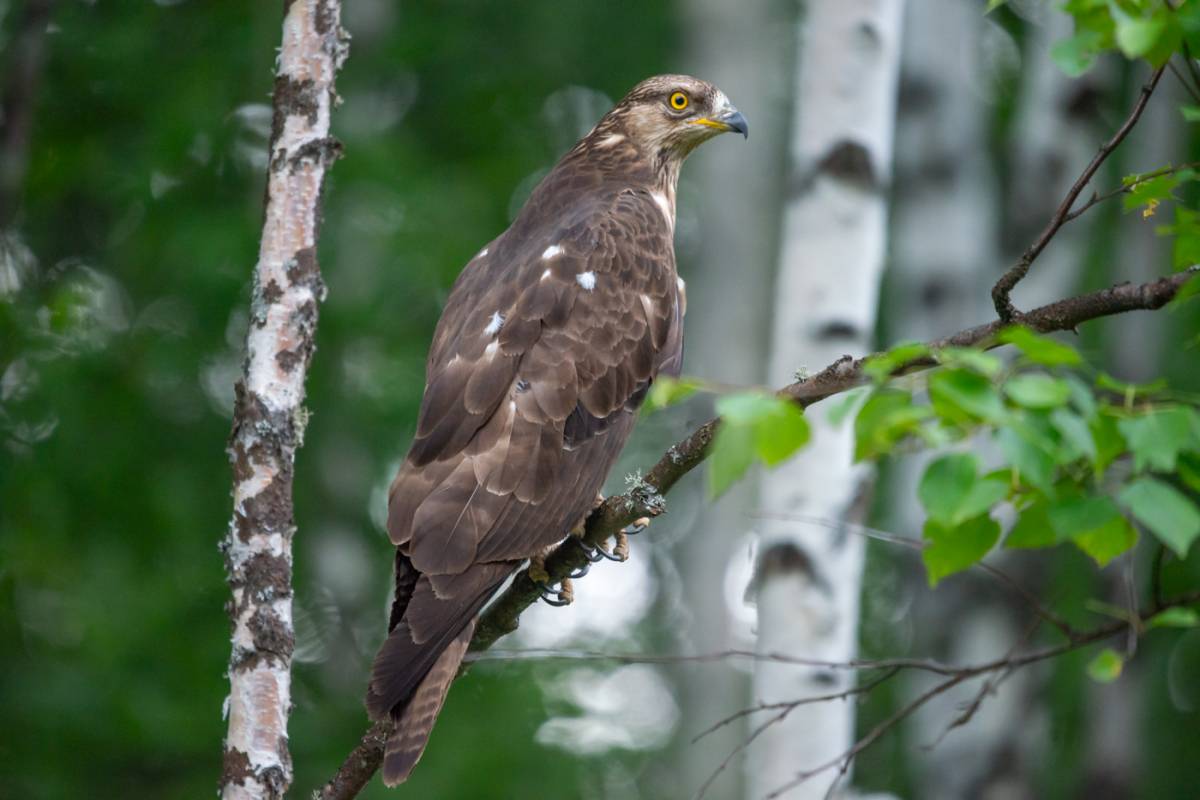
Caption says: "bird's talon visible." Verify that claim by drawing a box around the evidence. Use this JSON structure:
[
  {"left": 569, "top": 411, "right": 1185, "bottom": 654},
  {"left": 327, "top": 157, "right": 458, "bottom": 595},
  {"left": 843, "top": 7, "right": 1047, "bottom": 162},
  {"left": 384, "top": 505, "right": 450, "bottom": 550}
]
[
  {"left": 539, "top": 582, "right": 572, "bottom": 606},
  {"left": 623, "top": 516, "right": 650, "bottom": 536},
  {"left": 593, "top": 542, "right": 625, "bottom": 562},
  {"left": 529, "top": 554, "right": 550, "bottom": 585},
  {"left": 568, "top": 561, "right": 591, "bottom": 579},
  {"left": 614, "top": 531, "right": 630, "bottom": 561}
]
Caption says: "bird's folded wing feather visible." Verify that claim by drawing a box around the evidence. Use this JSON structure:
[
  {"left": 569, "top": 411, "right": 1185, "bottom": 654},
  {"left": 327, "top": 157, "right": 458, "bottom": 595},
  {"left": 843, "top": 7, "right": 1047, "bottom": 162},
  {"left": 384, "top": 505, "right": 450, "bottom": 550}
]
[{"left": 386, "top": 189, "right": 682, "bottom": 575}]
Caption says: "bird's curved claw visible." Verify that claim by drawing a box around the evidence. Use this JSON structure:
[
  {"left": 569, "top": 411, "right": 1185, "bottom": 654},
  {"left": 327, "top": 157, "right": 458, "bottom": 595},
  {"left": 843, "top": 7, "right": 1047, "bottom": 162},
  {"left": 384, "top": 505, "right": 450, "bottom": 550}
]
[
  {"left": 538, "top": 576, "right": 574, "bottom": 606},
  {"left": 623, "top": 517, "right": 651, "bottom": 536},
  {"left": 568, "top": 561, "right": 591, "bottom": 579},
  {"left": 592, "top": 541, "right": 626, "bottom": 562}
]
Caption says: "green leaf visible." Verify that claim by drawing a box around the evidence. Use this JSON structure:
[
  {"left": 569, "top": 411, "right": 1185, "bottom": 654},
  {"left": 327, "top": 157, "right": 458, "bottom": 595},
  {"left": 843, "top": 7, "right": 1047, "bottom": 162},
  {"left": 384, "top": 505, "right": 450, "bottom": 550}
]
[
  {"left": 853, "top": 388, "right": 933, "bottom": 460},
  {"left": 985, "top": 0, "right": 1007, "bottom": 13},
  {"left": 1091, "top": 411, "right": 1127, "bottom": 475},
  {"left": 1004, "top": 374, "right": 1072, "bottom": 409},
  {"left": 1065, "top": 374, "right": 1098, "bottom": 419},
  {"left": 923, "top": 515, "right": 1001, "bottom": 586},
  {"left": 754, "top": 401, "right": 811, "bottom": 467},
  {"left": 1006, "top": 500, "right": 1062, "bottom": 549},
  {"left": 930, "top": 368, "right": 1006, "bottom": 424},
  {"left": 997, "top": 425, "right": 1056, "bottom": 492},
  {"left": 1117, "top": 406, "right": 1200, "bottom": 473},
  {"left": 1114, "top": 13, "right": 1167, "bottom": 59},
  {"left": 1183, "top": 105, "right": 1200, "bottom": 123},
  {"left": 1087, "top": 648, "right": 1124, "bottom": 683},
  {"left": 1157, "top": 206, "right": 1200, "bottom": 270},
  {"left": 1051, "top": 29, "right": 1108, "bottom": 76},
  {"left": 1168, "top": 272, "right": 1200, "bottom": 310},
  {"left": 826, "top": 387, "right": 868, "bottom": 428},
  {"left": 1148, "top": 607, "right": 1200, "bottom": 629},
  {"left": 1180, "top": 453, "right": 1200, "bottom": 493},
  {"left": 1123, "top": 171, "right": 1181, "bottom": 214},
  {"left": 919, "top": 454, "right": 977, "bottom": 523},
  {"left": 863, "top": 341, "right": 930, "bottom": 382},
  {"left": 1118, "top": 477, "right": 1200, "bottom": 557},
  {"left": 708, "top": 420, "right": 756, "bottom": 498},
  {"left": 935, "top": 347, "right": 1003, "bottom": 377},
  {"left": 643, "top": 376, "right": 703, "bottom": 414},
  {"left": 1051, "top": 407, "right": 1097, "bottom": 463},
  {"left": 918, "top": 454, "right": 1007, "bottom": 526},
  {"left": 997, "top": 326, "right": 1082, "bottom": 366},
  {"left": 1071, "top": 513, "right": 1138, "bottom": 567},
  {"left": 709, "top": 393, "right": 812, "bottom": 494}
]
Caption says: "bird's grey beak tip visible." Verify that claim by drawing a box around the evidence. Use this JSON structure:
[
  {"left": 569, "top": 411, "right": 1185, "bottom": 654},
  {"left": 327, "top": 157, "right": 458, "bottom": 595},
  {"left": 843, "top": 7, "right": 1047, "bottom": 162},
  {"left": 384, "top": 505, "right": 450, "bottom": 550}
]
[{"left": 722, "top": 109, "right": 749, "bottom": 140}]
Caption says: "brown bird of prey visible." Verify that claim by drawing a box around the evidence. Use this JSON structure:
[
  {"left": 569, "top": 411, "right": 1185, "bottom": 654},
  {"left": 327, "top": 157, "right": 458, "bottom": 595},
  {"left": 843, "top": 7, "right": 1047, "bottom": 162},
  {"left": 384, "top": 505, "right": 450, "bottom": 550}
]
[{"left": 365, "top": 74, "right": 747, "bottom": 784}]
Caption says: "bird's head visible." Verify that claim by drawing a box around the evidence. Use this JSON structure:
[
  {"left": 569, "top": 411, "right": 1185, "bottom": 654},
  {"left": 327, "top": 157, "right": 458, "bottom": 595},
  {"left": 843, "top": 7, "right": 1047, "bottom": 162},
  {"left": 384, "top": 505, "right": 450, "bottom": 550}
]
[{"left": 599, "top": 74, "right": 748, "bottom": 160}]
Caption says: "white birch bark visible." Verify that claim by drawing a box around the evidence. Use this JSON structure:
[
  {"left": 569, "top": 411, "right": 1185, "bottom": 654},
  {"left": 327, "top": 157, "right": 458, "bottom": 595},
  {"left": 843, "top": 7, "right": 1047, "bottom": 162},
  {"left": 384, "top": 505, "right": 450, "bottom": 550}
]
[
  {"left": 671, "top": 1, "right": 794, "bottom": 796},
  {"left": 748, "top": 2, "right": 903, "bottom": 798},
  {"left": 220, "top": 3, "right": 346, "bottom": 798}
]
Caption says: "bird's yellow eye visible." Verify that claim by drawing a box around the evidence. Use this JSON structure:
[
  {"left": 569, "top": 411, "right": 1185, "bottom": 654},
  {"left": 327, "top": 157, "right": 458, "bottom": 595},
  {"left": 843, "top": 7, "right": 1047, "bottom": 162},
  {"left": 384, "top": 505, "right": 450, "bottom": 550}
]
[{"left": 669, "top": 92, "right": 689, "bottom": 111}]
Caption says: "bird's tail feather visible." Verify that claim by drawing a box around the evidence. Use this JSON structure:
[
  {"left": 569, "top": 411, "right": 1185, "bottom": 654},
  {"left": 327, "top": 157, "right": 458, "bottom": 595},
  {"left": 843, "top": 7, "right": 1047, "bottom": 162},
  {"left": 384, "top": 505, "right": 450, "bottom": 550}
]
[{"left": 382, "top": 619, "right": 475, "bottom": 786}]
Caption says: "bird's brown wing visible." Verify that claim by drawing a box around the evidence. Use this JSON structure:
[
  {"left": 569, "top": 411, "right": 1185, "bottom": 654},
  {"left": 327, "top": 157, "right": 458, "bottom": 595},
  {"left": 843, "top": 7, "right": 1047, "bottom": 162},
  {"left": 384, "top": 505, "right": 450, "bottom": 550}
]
[{"left": 366, "top": 188, "right": 683, "bottom": 783}]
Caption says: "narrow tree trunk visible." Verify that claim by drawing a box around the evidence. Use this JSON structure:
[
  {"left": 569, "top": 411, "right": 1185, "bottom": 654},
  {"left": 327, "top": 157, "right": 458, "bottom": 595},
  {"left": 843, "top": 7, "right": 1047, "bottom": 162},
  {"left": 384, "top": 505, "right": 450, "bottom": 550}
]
[
  {"left": 748, "top": 2, "right": 903, "bottom": 798},
  {"left": 220, "top": 3, "right": 346, "bottom": 798},
  {"left": 669, "top": 1, "right": 794, "bottom": 796}
]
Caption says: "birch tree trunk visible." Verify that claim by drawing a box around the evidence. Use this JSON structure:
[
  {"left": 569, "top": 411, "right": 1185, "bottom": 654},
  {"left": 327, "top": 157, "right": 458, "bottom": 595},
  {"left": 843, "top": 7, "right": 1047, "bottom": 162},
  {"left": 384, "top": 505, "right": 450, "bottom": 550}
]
[
  {"left": 220, "top": 3, "right": 346, "bottom": 798},
  {"left": 748, "top": 2, "right": 903, "bottom": 798},
  {"left": 670, "top": 1, "right": 794, "bottom": 796}
]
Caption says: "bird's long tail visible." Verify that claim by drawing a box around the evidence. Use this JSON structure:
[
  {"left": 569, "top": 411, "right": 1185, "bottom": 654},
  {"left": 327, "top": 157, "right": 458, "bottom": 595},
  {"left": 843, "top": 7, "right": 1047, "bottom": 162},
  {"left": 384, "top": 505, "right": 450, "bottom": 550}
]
[
  {"left": 381, "top": 618, "right": 475, "bottom": 785},
  {"left": 366, "top": 554, "right": 512, "bottom": 785}
]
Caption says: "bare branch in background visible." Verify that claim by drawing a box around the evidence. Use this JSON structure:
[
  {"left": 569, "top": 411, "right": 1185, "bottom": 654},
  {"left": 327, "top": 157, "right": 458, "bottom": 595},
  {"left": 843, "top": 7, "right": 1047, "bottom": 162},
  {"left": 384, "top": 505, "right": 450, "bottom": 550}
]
[
  {"left": 220, "top": 2, "right": 347, "bottom": 798},
  {"left": 0, "top": 0, "right": 56, "bottom": 224},
  {"left": 991, "top": 66, "right": 1165, "bottom": 322}
]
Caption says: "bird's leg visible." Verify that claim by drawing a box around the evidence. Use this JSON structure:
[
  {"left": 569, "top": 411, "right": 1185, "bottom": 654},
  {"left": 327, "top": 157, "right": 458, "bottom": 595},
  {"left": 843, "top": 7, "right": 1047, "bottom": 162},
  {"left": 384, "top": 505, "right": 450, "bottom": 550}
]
[
  {"left": 528, "top": 545, "right": 554, "bottom": 585},
  {"left": 532, "top": 543, "right": 579, "bottom": 606}
]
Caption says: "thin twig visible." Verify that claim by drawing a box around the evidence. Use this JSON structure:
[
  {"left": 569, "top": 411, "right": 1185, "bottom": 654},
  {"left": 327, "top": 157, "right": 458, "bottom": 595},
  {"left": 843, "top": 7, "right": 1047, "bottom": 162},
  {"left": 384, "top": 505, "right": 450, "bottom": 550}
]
[
  {"left": 922, "top": 617, "right": 1041, "bottom": 751},
  {"left": 692, "top": 668, "right": 901, "bottom": 800},
  {"left": 975, "top": 563, "right": 1079, "bottom": 641},
  {"left": 1167, "top": 59, "right": 1200, "bottom": 104},
  {"left": 761, "top": 591, "right": 1200, "bottom": 798},
  {"left": 991, "top": 66, "right": 1165, "bottom": 321},
  {"left": 1062, "top": 161, "right": 1200, "bottom": 224}
]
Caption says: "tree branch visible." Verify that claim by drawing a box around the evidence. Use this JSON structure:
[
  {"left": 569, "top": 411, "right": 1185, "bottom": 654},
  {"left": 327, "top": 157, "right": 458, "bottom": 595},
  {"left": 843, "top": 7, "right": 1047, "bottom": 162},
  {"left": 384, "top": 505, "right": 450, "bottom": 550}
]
[
  {"left": 322, "top": 266, "right": 1197, "bottom": 798},
  {"left": 763, "top": 590, "right": 1200, "bottom": 798},
  {"left": 220, "top": 3, "right": 347, "bottom": 799},
  {"left": 991, "top": 66, "right": 1165, "bottom": 322},
  {"left": 0, "top": 0, "right": 56, "bottom": 225}
]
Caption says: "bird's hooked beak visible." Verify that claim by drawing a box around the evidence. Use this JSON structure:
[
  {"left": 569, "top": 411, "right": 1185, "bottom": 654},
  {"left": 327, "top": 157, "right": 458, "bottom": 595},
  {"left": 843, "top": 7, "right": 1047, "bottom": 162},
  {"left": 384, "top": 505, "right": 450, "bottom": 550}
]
[{"left": 689, "top": 101, "right": 749, "bottom": 139}]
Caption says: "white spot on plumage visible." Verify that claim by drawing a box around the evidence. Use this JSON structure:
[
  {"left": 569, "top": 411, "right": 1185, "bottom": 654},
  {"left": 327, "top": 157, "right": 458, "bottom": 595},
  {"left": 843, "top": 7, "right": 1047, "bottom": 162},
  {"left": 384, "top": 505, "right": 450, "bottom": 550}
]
[
  {"left": 639, "top": 293, "right": 654, "bottom": 319},
  {"left": 542, "top": 244, "right": 562, "bottom": 260},
  {"left": 484, "top": 340, "right": 499, "bottom": 356},
  {"left": 483, "top": 311, "right": 504, "bottom": 336},
  {"left": 475, "top": 247, "right": 489, "bottom": 259},
  {"left": 677, "top": 276, "right": 686, "bottom": 292},
  {"left": 541, "top": 268, "right": 552, "bottom": 281},
  {"left": 597, "top": 133, "right": 625, "bottom": 148},
  {"left": 576, "top": 271, "right": 596, "bottom": 291},
  {"left": 651, "top": 191, "right": 673, "bottom": 228}
]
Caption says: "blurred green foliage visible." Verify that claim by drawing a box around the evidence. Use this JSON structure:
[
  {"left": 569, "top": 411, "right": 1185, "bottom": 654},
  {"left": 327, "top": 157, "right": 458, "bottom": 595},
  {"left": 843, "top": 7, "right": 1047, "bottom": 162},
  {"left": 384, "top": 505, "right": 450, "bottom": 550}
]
[{"left": 0, "top": 1, "right": 677, "bottom": 797}]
